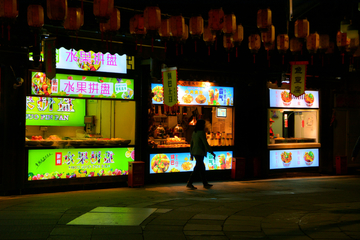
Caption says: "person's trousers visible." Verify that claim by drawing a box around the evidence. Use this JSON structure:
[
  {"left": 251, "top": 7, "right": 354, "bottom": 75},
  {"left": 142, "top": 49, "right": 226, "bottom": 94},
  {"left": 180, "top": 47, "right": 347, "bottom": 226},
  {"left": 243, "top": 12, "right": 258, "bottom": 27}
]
[{"left": 187, "top": 155, "right": 208, "bottom": 185}]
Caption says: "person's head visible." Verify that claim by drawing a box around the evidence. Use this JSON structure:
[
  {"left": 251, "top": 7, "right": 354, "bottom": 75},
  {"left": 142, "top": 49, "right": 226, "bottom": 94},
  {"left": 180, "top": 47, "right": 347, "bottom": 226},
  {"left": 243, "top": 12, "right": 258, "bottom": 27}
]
[{"left": 194, "top": 119, "right": 205, "bottom": 132}]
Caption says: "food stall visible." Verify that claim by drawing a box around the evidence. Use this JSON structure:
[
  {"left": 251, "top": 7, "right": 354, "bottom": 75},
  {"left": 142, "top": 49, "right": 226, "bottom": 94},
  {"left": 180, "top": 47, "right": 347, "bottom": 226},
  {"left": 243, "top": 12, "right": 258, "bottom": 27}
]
[
  {"left": 267, "top": 82, "right": 320, "bottom": 171},
  {"left": 25, "top": 47, "right": 136, "bottom": 186},
  {"left": 148, "top": 79, "right": 235, "bottom": 178}
]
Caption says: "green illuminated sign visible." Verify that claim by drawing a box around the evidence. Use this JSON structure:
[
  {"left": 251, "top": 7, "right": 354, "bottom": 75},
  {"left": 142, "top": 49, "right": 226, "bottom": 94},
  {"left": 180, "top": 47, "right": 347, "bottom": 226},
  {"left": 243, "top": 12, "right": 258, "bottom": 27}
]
[
  {"left": 31, "top": 72, "right": 134, "bottom": 100},
  {"left": 26, "top": 96, "right": 86, "bottom": 127},
  {"left": 28, "top": 147, "right": 135, "bottom": 181}
]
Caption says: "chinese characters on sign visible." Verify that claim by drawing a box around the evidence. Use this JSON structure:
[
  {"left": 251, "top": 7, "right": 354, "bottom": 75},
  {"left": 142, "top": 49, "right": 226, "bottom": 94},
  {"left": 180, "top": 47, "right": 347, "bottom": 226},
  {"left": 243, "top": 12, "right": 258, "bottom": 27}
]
[
  {"left": 290, "top": 61, "right": 308, "bottom": 97},
  {"left": 162, "top": 67, "right": 178, "bottom": 107}
]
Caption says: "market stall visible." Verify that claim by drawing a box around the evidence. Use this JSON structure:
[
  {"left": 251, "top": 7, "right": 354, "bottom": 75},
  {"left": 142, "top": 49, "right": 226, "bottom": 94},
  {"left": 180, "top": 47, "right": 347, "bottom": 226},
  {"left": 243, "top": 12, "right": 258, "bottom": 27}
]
[
  {"left": 148, "top": 79, "right": 235, "bottom": 177},
  {"left": 25, "top": 47, "right": 137, "bottom": 185},
  {"left": 267, "top": 83, "right": 320, "bottom": 171}
]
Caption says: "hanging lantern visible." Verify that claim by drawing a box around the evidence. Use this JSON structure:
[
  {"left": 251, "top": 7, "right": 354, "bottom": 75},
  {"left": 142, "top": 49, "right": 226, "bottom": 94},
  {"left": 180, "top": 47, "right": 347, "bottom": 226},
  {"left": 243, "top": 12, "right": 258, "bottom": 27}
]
[
  {"left": 336, "top": 30, "right": 350, "bottom": 49},
  {"left": 63, "top": 7, "right": 82, "bottom": 31},
  {"left": 223, "top": 36, "right": 234, "bottom": 62},
  {"left": 223, "top": 13, "right": 236, "bottom": 36},
  {"left": 340, "top": 18, "right": 350, "bottom": 33},
  {"left": 169, "top": 15, "right": 185, "bottom": 39},
  {"left": 203, "top": 25, "right": 216, "bottom": 55},
  {"left": 277, "top": 34, "right": 289, "bottom": 53},
  {"left": 130, "top": 14, "right": 146, "bottom": 51},
  {"left": 261, "top": 24, "right": 275, "bottom": 47},
  {"left": 144, "top": 6, "right": 161, "bottom": 52},
  {"left": 233, "top": 24, "right": 243, "bottom": 57},
  {"left": 290, "top": 38, "right": 302, "bottom": 54},
  {"left": 208, "top": 8, "right": 224, "bottom": 34},
  {"left": 319, "top": 34, "right": 329, "bottom": 52},
  {"left": 180, "top": 24, "right": 189, "bottom": 54},
  {"left": 257, "top": 8, "right": 272, "bottom": 32},
  {"left": 47, "top": 0, "right": 67, "bottom": 22},
  {"left": 27, "top": 5, "right": 44, "bottom": 28},
  {"left": 0, "top": 0, "right": 18, "bottom": 40},
  {"left": 159, "top": 18, "right": 170, "bottom": 52},
  {"left": 93, "top": 0, "right": 114, "bottom": 23},
  {"left": 347, "top": 24, "right": 359, "bottom": 54},
  {"left": 248, "top": 34, "right": 261, "bottom": 63},
  {"left": 294, "top": 19, "right": 309, "bottom": 39},
  {"left": 189, "top": 15, "right": 204, "bottom": 52},
  {"left": 306, "top": 32, "right": 319, "bottom": 54},
  {"left": 100, "top": 9, "right": 120, "bottom": 33}
]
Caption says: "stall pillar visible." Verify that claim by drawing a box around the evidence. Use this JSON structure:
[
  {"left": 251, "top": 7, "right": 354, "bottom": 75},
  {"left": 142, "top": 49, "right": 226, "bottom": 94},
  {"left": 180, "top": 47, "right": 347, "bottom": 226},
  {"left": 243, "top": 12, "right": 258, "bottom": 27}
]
[
  {"left": 335, "top": 156, "right": 347, "bottom": 175},
  {"left": 128, "top": 161, "right": 145, "bottom": 187},
  {"left": 231, "top": 157, "right": 246, "bottom": 180}
]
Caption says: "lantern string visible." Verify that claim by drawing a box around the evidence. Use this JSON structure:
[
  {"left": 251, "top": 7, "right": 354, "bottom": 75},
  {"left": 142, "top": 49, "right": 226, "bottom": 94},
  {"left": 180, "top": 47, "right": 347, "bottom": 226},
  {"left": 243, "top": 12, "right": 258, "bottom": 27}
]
[
  {"left": 176, "top": 43, "right": 178, "bottom": 56},
  {"left": 311, "top": 55, "right": 313, "bottom": 65},
  {"left": 208, "top": 46, "right": 210, "bottom": 56},
  {"left": 215, "top": 36, "right": 217, "bottom": 51},
  {"left": 151, "top": 37, "right": 154, "bottom": 52},
  {"left": 341, "top": 53, "right": 344, "bottom": 64},
  {"left": 228, "top": 52, "right": 230, "bottom": 62},
  {"left": 7, "top": 25, "right": 11, "bottom": 41},
  {"left": 282, "top": 55, "right": 285, "bottom": 65},
  {"left": 253, "top": 54, "right": 256, "bottom": 64},
  {"left": 164, "top": 41, "right": 167, "bottom": 53},
  {"left": 236, "top": 46, "right": 238, "bottom": 58},
  {"left": 181, "top": 44, "right": 183, "bottom": 55},
  {"left": 195, "top": 40, "right": 197, "bottom": 53},
  {"left": 1, "top": 24, "right": 3, "bottom": 39}
]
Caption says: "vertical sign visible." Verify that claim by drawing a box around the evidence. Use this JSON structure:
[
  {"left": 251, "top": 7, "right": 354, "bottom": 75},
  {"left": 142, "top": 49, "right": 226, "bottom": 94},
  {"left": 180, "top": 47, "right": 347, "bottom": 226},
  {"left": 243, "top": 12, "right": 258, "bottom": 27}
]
[
  {"left": 290, "top": 61, "right": 308, "bottom": 97},
  {"left": 44, "top": 38, "right": 57, "bottom": 79},
  {"left": 162, "top": 67, "right": 178, "bottom": 107}
]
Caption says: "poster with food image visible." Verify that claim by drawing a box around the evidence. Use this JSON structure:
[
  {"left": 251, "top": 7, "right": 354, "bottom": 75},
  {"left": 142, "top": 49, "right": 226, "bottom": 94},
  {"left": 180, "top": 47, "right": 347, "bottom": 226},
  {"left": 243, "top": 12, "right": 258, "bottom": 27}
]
[
  {"left": 28, "top": 147, "right": 135, "bottom": 181},
  {"left": 56, "top": 47, "right": 127, "bottom": 74},
  {"left": 150, "top": 83, "right": 234, "bottom": 106},
  {"left": 149, "top": 151, "right": 233, "bottom": 174},
  {"left": 269, "top": 89, "right": 319, "bottom": 108},
  {"left": 269, "top": 148, "right": 319, "bottom": 170},
  {"left": 31, "top": 72, "right": 134, "bottom": 100}
]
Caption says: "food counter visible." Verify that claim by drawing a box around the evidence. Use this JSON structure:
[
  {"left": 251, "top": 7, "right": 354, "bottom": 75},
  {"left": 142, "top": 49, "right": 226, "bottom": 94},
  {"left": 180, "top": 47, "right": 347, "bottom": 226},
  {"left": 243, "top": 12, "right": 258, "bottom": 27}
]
[
  {"left": 25, "top": 48, "right": 137, "bottom": 183},
  {"left": 148, "top": 80, "right": 235, "bottom": 175},
  {"left": 267, "top": 85, "right": 320, "bottom": 170}
]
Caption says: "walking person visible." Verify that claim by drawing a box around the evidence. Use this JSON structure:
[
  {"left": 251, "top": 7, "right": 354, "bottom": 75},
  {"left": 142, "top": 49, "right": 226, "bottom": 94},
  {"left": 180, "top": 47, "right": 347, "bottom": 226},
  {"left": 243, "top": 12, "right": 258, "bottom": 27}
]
[{"left": 187, "top": 119, "right": 216, "bottom": 190}]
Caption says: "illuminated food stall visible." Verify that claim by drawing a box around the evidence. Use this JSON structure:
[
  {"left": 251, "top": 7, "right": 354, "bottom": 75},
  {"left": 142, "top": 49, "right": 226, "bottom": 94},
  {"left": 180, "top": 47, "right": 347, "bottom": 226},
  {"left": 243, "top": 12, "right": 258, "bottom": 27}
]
[
  {"left": 267, "top": 83, "right": 320, "bottom": 171},
  {"left": 25, "top": 47, "right": 136, "bottom": 185},
  {"left": 148, "top": 68, "right": 235, "bottom": 177}
]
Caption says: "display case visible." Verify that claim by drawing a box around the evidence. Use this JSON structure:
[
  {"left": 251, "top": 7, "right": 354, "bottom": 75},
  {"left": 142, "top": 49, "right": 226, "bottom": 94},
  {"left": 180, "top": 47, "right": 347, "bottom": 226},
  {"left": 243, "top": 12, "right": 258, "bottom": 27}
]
[
  {"left": 148, "top": 80, "right": 235, "bottom": 174},
  {"left": 267, "top": 85, "right": 320, "bottom": 170}
]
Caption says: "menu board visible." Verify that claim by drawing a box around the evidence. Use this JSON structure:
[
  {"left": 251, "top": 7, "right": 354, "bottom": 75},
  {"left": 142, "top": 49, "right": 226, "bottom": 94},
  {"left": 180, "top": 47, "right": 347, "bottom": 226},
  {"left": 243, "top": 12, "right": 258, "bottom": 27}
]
[
  {"left": 26, "top": 96, "right": 85, "bottom": 127},
  {"left": 149, "top": 151, "right": 233, "bottom": 174},
  {"left": 269, "top": 148, "right": 319, "bottom": 170},
  {"left": 28, "top": 147, "right": 135, "bottom": 181},
  {"left": 56, "top": 47, "right": 127, "bottom": 74},
  {"left": 31, "top": 72, "right": 134, "bottom": 100},
  {"left": 151, "top": 83, "right": 234, "bottom": 106},
  {"left": 269, "top": 89, "right": 319, "bottom": 108}
]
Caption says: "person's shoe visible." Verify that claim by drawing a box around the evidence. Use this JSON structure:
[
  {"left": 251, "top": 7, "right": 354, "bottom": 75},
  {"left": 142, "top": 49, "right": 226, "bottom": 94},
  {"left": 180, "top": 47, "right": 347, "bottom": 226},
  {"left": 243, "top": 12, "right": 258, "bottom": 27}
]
[
  {"left": 203, "top": 184, "right": 213, "bottom": 188},
  {"left": 186, "top": 184, "right": 197, "bottom": 190}
]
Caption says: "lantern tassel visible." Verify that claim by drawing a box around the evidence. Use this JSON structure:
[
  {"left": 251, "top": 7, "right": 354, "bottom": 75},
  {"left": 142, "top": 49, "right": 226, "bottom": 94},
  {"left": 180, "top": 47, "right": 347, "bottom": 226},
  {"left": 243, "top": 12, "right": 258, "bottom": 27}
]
[
  {"left": 341, "top": 53, "right": 344, "bottom": 64},
  {"left": 181, "top": 44, "right": 183, "bottom": 55},
  {"left": 151, "top": 37, "right": 154, "bottom": 52},
  {"left": 253, "top": 54, "right": 256, "bottom": 64},
  {"left": 311, "top": 55, "right": 313, "bottom": 65},
  {"left": 208, "top": 46, "right": 211, "bottom": 56},
  {"left": 282, "top": 55, "right": 285, "bottom": 65},
  {"left": 7, "top": 25, "right": 11, "bottom": 41},
  {"left": 236, "top": 46, "right": 238, "bottom": 58},
  {"left": 1, "top": 24, "right": 3, "bottom": 39}
]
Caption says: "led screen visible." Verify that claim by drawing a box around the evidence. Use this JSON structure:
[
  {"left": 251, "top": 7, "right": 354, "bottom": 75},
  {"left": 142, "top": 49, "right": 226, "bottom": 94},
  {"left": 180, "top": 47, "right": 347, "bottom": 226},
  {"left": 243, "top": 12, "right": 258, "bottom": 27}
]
[
  {"left": 269, "top": 89, "right": 319, "bottom": 108},
  {"left": 269, "top": 148, "right": 319, "bottom": 170}
]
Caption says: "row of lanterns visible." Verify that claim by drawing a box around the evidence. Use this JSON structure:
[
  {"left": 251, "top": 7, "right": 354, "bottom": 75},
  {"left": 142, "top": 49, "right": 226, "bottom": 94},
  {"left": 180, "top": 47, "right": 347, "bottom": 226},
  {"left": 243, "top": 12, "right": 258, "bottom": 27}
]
[{"left": 1, "top": 0, "right": 360, "bottom": 63}]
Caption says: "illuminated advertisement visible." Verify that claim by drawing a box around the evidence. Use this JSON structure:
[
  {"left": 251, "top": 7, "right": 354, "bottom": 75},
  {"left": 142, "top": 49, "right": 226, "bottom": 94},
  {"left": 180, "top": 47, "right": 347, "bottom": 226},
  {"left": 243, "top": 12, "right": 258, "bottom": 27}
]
[
  {"left": 56, "top": 47, "right": 127, "bottom": 74},
  {"left": 31, "top": 72, "right": 134, "bottom": 100},
  {"left": 151, "top": 83, "right": 234, "bottom": 106},
  {"left": 26, "top": 96, "right": 85, "bottom": 127},
  {"left": 269, "top": 148, "right": 319, "bottom": 170},
  {"left": 269, "top": 89, "right": 319, "bottom": 108},
  {"left": 28, "top": 147, "right": 135, "bottom": 181},
  {"left": 149, "top": 151, "right": 233, "bottom": 174}
]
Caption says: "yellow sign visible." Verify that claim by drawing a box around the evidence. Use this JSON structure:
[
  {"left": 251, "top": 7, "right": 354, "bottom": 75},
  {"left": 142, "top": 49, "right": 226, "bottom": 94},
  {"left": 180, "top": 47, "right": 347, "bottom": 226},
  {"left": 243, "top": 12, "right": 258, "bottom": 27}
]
[
  {"left": 290, "top": 61, "right": 308, "bottom": 97},
  {"left": 162, "top": 67, "right": 178, "bottom": 107}
]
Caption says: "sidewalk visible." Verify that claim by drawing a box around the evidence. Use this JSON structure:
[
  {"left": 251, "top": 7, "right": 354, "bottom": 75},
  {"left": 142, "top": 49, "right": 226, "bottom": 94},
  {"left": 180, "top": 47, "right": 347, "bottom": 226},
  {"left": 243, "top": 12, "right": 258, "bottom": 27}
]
[{"left": 1, "top": 175, "right": 360, "bottom": 240}]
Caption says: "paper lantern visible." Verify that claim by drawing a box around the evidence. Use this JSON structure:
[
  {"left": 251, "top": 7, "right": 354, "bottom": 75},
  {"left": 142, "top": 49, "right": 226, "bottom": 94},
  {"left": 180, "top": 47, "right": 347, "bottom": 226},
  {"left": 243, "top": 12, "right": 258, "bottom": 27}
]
[
  {"left": 0, "top": 0, "right": 18, "bottom": 21},
  {"left": 319, "top": 34, "right": 329, "bottom": 52},
  {"left": 223, "top": 14, "right": 236, "bottom": 36},
  {"left": 130, "top": 14, "right": 146, "bottom": 35},
  {"left": 257, "top": 8, "right": 272, "bottom": 32},
  {"left": 47, "top": 0, "right": 67, "bottom": 22},
  {"left": 169, "top": 15, "right": 185, "bottom": 39},
  {"left": 144, "top": 6, "right": 161, "bottom": 32},
  {"left": 290, "top": 38, "right": 302, "bottom": 53},
  {"left": 99, "top": 8, "right": 120, "bottom": 33},
  {"left": 27, "top": 5, "right": 44, "bottom": 28},
  {"left": 336, "top": 31, "right": 350, "bottom": 49},
  {"left": 233, "top": 24, "right": 244, "bottom": 45},
  {"left": 224, "top": 36, "right": 234, "bottom": 62},
  {"left": 277, "top": 34, "right": 289, "bottom": 53},
  {"left": 340, "top": 18, "right": 350, "bottom": 33},
  {"left": 261, "top": 25, "right": 275, "bottom": 47},
  {"left": 63, "top": 7, "right": 82, "bottom": 31},
  {"left": 189, "top": 15, "right": 204, "bottom": 37},
  {"left": 347, "top": 25, "right": 359, "bottom": 54},
  {"left": 180, "top": 24, "right": 189, "bottom": 54},
  {"left": 93, "top": 0, "right": 114, "bottom": 23},
  {"left": 208, "top": 8, "right": 224, "bottom": 34},
  {"left": 203, "top": 25, "right": 215, "bottom": 55},
  {"left": 248, "top": 34, "right": 261, "bottom": 53},
  {"left": 294, "top": 19, "right": 309, "bottom": 38},
  {"left": 306, "top": 32, "right": 319, "bottom": 54},
  {"left": 159, "top": 18, "right": 170, "bottom": 52}
]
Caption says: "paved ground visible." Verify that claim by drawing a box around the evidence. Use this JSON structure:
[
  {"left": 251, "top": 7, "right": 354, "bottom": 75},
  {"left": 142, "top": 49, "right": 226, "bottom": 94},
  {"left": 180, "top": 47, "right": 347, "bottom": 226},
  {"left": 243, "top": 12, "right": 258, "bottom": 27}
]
[{"left": 1, "top": 175, "right": 360, "bottom": 240}]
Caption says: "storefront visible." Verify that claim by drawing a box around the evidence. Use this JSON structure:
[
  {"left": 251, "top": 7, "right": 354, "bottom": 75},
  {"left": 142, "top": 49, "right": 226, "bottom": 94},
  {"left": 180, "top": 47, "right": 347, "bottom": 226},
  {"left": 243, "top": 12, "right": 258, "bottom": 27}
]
[
  {"left": 24, "top": 47, "right": 138, "bottom": 188},
  {"left": 147, "top": 74, "right": 235, "bottom": 181},
  {"left": 267, "top": 82, "right": 321, "bottom": 172}
]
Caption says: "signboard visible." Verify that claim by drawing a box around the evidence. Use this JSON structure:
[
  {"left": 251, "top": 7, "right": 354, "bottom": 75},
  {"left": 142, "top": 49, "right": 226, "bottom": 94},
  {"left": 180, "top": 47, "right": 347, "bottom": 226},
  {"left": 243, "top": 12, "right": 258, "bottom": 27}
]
[
  {"left": 44, "top": 38, "right": 57, "bottom": 79},
  {"left": 290, "top": 61, "right": 308, "bottom": 97},
  {"left": 28, "top": 147, "right": 135, "bottom": 181},
  {"left": 151, "top": 83, "right": 234, "bottom": 106},
  {"left": 26, "top": 96, "right": 86, "bottom": 127},
  {"left": 269, "top": 148, "right": 319, "bottom": 170},
  {"left": 269, "top": 89, "right": 319, "bottom": 108},
  {"left": 31, "top": 72, "right": 134, "bottom": 100},
  {"left": 162, "top": 67, "right": 178, "bottom": 107},
  {"left": 149, "top": 151, "right": 233, "bottom": 174},
  {"left": 56, "top": 47, "right": 127, "bottom": 74}
]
